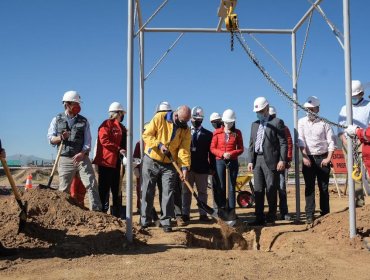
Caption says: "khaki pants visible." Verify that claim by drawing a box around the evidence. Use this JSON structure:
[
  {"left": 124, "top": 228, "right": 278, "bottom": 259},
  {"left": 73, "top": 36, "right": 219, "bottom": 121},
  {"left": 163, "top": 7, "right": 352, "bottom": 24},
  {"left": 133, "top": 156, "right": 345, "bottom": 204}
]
[{"left": 58, "top": 155, "right": 102, "bottom": 211}]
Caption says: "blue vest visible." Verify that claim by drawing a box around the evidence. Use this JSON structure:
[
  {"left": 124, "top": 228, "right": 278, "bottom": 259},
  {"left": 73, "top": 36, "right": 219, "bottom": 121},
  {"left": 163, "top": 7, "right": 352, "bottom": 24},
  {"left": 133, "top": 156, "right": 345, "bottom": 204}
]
[{"left": 56, "top": 113, "right": 87, "bottom": 157}]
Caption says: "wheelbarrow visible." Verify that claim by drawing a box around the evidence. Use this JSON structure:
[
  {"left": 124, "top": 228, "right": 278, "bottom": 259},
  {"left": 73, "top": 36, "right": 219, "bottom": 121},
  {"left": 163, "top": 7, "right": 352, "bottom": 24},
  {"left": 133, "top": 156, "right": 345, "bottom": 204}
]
[{"left": 235, "top": 172, "right": 255, "bottom": 208}]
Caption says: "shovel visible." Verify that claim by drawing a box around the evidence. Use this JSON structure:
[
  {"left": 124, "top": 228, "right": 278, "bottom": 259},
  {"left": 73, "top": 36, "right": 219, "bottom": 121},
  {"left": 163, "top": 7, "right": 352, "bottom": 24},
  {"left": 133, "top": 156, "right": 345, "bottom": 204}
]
[
  {"left": 167, "top": 154, "right": 218, "bottom": 219},
  {"left": 39, "top": 142, "right": 63, "bottom": 190},
  {"left": 110, "top": 161, "right": 126, "bottom": 219},
  {"left": 219, "top": 161, "right": 237, "bottom": 226},
  {"left": 0, "top": 157, "right": 27, "bottom": 233}
]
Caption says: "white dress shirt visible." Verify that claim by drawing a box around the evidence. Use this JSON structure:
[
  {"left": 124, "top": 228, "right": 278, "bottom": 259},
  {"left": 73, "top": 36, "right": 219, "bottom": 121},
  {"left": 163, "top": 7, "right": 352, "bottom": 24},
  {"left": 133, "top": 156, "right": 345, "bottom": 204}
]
[{"left": 298, "top": 116, "right": 336, "bottom": 155}]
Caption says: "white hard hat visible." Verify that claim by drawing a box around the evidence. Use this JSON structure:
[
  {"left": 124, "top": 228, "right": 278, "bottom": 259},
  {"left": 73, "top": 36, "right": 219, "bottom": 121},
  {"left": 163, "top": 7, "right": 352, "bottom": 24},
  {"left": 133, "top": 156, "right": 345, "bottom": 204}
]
[
  {"left": 210, "top": 112, "right": 222, "bottom": 122},
  {"left": 222, "top": 109, "right": 236, "bottom": 122},
  {"left": 108, "top": 102, "right": 126, "bottom": 113},
  {"left": 303, "top": 96, "right": 320, "bottom": 108},
  {"left": 352, "top": 80, "right": 364, "bottom": 96},
  {"left": 253, "top": 97, "right": 269, "bottom": 112},
  {"left": 191, "top": 106, "right": 204, "bottom": 120},
  {"left": 269, "top": 106, "right": 277, "bottom": 116},
  {"left": 156, "top": 101, "right": 172, "bottom": 112},
  {"left": 62, "top": 90, "right": 81, "bottom": 104}
]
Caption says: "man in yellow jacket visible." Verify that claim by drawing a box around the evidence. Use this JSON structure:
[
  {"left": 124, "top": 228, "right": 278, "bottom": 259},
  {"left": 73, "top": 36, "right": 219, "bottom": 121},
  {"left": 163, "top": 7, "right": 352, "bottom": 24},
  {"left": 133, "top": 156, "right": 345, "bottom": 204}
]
[{"left": 141, "top": 105, "right": 191, "bottom": 232}]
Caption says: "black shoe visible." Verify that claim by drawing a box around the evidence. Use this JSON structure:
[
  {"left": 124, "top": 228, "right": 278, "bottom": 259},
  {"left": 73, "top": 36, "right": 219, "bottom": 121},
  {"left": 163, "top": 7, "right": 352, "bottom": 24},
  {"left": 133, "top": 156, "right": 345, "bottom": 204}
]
[
  {"left": 199, "top": 215, "right": 211, "bottom": 222},
  {"left": 306, "top": 217, "right": 314, "bottom": 225},
  {"left": 0, "top": 243, "right": 18, "bottom": 257},
  {"left": 182, "top": 214, "right": 190, "bottom": 222},
  {"left": 162, "top": 225, "right": 172, "bottom": 233},
  {"left": 248, "top": 220, "right": 266, "bottom": 226},
  {"left": 266, "top": 218, "right": 276, "bottom": 226}
]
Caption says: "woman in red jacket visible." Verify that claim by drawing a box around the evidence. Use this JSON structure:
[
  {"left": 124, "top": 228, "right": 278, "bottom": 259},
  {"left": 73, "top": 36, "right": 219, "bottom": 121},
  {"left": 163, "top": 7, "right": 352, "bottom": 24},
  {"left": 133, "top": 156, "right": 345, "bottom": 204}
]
[
  {"left": 93, "top": 102, "right": 126, "bottom": 216},
  {"left": 210, "top": 109, "right": 244, "bottom": 210}
]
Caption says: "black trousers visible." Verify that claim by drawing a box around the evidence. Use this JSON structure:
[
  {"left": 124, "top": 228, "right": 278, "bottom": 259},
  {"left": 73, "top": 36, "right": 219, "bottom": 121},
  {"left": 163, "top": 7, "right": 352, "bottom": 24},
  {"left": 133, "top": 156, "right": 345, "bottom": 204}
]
[
  {"left": 98, "top": 164, "right": 120, "bottom": 214},
  {"left": 302, "top": 154, "right": 330, "bottom": 218}
]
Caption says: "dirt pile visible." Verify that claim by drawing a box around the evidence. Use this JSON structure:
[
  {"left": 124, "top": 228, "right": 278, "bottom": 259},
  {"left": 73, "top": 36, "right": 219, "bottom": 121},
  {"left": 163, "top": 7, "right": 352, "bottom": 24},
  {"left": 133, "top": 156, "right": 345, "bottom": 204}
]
[
  {"left": 310, "top": 204, "right": 370, "bottom": 249},
  {"left": 0, "top": 190, "right": 146, "bottom": 258}
]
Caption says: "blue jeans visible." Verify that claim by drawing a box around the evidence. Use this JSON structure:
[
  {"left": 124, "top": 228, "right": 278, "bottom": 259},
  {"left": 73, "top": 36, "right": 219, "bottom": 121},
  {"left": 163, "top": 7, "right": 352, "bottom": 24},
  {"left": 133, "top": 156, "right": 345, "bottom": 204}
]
[{"left": 215, "top": 159, "right": 239, "bottom": 209}]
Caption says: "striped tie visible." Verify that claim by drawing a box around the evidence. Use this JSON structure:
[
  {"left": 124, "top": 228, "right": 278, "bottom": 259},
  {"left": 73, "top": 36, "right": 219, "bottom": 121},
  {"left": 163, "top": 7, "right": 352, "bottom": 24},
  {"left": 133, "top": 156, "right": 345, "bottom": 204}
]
[{"left": 255, "top": 122, "right": 264, "bottom": 153}]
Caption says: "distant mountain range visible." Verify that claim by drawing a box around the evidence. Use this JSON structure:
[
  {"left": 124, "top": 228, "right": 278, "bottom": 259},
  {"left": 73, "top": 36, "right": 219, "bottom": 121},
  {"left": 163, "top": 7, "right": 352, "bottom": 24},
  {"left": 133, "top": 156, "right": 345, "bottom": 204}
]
[{"left": 7, "top": 154, "right": 52, "bottom": 166}]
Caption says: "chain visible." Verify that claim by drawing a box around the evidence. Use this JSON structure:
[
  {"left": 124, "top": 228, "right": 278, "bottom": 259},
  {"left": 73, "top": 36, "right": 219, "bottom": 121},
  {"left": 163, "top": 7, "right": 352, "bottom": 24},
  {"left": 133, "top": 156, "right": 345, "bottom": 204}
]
[
  {"left": 230, "top": 31, "right": 234, "bottom": 51},
  {"left": 233, "top": 27, "right": 346, "bottom": 130}
]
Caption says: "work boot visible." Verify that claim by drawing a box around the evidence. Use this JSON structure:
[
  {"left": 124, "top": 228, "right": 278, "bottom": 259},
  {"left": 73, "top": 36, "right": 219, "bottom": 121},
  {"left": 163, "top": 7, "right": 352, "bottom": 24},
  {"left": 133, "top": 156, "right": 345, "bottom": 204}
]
[{"left": 0, "top": 242, "right": 18, "bottom": 257}]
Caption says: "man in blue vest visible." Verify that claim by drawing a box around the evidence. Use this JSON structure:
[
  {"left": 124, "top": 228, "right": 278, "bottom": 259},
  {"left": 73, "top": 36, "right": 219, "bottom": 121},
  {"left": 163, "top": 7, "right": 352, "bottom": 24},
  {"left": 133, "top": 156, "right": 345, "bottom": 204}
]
[{"left": 47, "top": 91, "right": 101, "bottom": 211}]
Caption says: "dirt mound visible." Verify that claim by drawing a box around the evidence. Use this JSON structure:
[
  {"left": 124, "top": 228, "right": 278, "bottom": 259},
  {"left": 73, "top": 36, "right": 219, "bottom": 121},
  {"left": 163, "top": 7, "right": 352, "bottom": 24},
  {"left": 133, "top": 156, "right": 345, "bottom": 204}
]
[
  {"left": 310, "top": 205, "right": 370, "bottom": 249},
  {"left": 0, "top": 190, "right": 146, "bottom": 258}
]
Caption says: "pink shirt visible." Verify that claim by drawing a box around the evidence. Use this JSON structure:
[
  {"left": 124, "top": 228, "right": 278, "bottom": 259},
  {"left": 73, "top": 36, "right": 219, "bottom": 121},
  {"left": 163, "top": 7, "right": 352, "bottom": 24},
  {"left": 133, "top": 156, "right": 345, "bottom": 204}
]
[{"left": 298, "top": 116, "right": 336, "bottom": 155}]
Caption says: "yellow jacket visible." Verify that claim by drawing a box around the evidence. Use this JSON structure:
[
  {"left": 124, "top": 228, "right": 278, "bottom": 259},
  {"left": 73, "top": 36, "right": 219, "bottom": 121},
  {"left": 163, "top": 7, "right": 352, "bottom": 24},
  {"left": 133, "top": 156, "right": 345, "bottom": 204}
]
[{"left": 143, "top": 112, "right": 191, "bottom": 168}]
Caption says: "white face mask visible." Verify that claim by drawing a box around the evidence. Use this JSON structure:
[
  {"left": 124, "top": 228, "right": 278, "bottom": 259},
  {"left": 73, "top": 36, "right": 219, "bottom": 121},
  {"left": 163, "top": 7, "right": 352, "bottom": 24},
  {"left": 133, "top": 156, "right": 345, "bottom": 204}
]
[
  {"left": 306, "top": 111, "right": 316, "bottom": 121},
  {"left": 224, "top": 122, "right": 234, "bottom": 130}
]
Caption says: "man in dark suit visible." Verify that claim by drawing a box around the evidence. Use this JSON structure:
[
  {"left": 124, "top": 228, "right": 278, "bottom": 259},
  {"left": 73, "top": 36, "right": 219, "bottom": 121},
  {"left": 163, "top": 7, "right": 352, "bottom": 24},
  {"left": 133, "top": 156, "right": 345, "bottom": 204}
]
[
  {"left": 247, "top": 97, "right": 287, "bottom": 225},
  {"left": 182, "top": 106, "right": 216, "bottom": 222}
]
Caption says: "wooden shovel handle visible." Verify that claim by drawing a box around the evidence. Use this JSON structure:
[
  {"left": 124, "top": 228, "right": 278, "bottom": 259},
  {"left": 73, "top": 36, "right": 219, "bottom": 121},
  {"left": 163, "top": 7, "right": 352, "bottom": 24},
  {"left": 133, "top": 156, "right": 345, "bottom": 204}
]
[
  {"left": 50, "top": 143, "right": 64, "bottom": 178},
  {"left": 170, "top": 160, "right": 194, "bottom": 195},
  {"left": 0, "top": 157, "right": 22, "bottom": 201}
]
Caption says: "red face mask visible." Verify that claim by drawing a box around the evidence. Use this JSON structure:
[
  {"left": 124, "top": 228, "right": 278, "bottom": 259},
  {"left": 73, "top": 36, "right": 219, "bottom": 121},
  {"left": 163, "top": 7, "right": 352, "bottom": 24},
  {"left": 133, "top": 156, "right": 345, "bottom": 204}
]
[{"left": 70, "top": 104, "right": 81, "bottom": 115}]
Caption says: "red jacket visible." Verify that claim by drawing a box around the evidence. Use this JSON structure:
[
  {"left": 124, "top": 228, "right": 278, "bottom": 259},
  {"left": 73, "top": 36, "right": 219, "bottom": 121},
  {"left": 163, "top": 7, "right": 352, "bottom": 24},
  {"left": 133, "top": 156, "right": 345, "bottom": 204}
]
[
  {"left": 93, "top": 119, "right": 127, "bottom": 168},
  {"left": 210, "top": 127, "right": 244, "bottom": 160},
  {"left": 285, "top": 126, "right": 293, "bottom": 162}
]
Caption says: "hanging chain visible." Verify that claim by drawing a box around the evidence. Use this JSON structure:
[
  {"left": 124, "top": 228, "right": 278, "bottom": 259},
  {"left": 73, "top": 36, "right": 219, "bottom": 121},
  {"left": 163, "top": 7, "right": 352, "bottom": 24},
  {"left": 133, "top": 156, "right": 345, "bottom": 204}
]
[
  {"left": 230, "top": 30, "right": 234, "bottom": 51},
  {"left": 233, "top": 26, "right": 346, "bottom": 129},
  {"left": 351, "top": 137, "right": 362, "bottom": 181}
]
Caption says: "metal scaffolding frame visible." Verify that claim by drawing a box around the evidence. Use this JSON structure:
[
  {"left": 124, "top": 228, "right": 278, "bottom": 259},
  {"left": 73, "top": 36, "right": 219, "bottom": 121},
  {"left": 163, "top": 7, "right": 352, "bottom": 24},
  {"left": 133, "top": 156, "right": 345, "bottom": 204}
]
[{"left": 125, "top": 0, "right": 356, "bottom": 242}]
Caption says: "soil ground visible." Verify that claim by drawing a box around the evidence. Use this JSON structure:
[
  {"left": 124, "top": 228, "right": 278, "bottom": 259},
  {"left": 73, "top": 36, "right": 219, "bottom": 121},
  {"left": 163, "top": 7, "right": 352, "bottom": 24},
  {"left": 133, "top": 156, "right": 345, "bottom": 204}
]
[{"left": 0, "top": 168, "right": 369, "bottom": 280}]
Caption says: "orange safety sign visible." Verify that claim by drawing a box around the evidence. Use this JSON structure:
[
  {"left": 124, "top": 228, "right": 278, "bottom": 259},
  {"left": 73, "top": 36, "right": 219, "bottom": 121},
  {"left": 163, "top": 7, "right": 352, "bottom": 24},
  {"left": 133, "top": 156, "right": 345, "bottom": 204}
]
[{"left": 331, "top": 149, "right": 347, "bottom": 174}]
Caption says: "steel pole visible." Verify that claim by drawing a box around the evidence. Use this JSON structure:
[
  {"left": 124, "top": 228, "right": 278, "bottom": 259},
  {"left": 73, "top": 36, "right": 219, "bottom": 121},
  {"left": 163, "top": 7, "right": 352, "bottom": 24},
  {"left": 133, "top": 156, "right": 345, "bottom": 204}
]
[
  {"left": 126, "top": 0, "right": 135, "bottom": 243},
  {"left": 139, "top": 31, "right": 144, "bottom": 158},
  {"left": 343, "top": 0, "right": 356, "bottom": 238},
  {"left": 291, "top": 31, "right": 300, "bottom": 222}
]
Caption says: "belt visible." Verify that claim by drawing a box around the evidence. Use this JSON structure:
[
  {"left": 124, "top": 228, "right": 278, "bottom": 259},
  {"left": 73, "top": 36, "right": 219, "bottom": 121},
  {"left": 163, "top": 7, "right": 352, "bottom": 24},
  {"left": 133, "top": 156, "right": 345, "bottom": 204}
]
[
  {"left": 256, "top": 152, "right": 264, "bottom": 156},
  {"left": 308, "top": 152, "right": 328, "bottom": 159}
]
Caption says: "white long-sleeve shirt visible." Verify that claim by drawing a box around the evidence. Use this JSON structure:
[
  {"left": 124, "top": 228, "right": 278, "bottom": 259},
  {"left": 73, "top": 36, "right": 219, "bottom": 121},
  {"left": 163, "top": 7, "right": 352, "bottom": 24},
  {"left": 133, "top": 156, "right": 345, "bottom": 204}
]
[
  {"left": 298, "top": 116, "right": 336, "bottom": 155},
  {"left": 337, "top": 99, "right": 370, "bottom": 135}
]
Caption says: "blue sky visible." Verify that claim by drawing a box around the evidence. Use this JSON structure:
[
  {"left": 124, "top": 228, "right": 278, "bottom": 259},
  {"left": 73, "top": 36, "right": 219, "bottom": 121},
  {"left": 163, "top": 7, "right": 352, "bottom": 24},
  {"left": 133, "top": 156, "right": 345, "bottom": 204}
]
[{"left": 1, "top": 0, "right": 369, "bottom": 160}]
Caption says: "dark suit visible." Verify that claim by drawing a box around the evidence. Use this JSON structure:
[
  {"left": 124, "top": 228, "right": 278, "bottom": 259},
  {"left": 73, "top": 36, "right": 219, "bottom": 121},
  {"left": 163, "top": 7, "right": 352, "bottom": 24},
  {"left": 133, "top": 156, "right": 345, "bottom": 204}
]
[{"left": 248, "top": 116, "right": 287, "bottom": 222}]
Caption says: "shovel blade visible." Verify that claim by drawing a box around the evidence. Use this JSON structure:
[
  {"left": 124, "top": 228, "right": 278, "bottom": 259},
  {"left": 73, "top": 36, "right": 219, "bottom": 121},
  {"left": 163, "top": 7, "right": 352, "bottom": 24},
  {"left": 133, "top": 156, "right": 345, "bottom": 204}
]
[
  {"left": 18, "top": 201, "right": 28, "bottom": 234},
  {"left": 217, "top": 207, "right": 237, "bottom": 224}
]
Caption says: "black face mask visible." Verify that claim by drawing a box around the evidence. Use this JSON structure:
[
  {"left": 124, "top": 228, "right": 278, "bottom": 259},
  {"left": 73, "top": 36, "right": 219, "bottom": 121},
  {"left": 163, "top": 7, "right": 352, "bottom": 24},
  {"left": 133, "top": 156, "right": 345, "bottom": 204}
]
[
  {"left": 175, "top": 119, "right": 188, "bottom": 129},
  {"left": 191, "top": 120, "right": 202, "bottom": 128},
  {"left": 120, "top": 114, "right": 124, "bottom": 123},
  {"left": 211, "top": 122, "right": 222, "bottom": 129}
]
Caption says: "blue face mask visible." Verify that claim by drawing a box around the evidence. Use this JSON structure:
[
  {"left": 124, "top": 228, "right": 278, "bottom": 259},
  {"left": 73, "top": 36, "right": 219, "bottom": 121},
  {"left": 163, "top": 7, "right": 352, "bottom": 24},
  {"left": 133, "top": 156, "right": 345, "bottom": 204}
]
[
  {"left": 352, "top": 97, "right": 361, "bottom": 105},
  {"left": 256, "top": 112, "right": 267, "bottom": 121}
]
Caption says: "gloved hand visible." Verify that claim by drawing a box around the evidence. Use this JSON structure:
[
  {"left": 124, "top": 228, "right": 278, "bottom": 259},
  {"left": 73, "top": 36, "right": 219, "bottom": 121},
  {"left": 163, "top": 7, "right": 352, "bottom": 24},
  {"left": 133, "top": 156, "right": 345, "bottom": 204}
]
[{"left": 345, "top": 125, "right": 359, "bottom": 137}]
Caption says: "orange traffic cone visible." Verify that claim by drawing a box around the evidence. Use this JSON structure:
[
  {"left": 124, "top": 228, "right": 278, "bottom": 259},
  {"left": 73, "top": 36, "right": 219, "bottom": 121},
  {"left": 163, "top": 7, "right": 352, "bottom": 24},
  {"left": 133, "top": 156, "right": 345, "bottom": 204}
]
[{"left": 25, "top": 174, "right": 33, "bottom": 190}]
